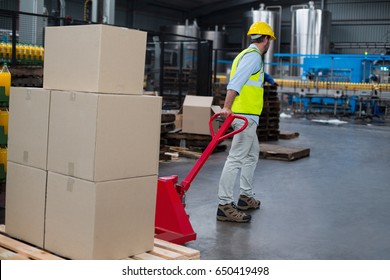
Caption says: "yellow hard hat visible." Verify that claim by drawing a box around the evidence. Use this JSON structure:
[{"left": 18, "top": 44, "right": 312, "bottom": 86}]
[{"left": 247, "top": 21, "right": 276, "bottom": 40}]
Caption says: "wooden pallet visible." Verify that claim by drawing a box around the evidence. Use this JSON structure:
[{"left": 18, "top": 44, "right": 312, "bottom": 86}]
[
  {"left": 279, "top": 131, "right": 300, "bottom": 140},
  {"left": 164, "top": 132, "right": 212, "bottom": 149},
  {"left": 0, "top": 226, "right": 62, "bottom": 260},
  {"left": 0, "top": 225, "right": 200, "bottom": 260},
  {"left": 260, "top": 144, "right": 310, "bottom": 161},
  {"left": 161, "top": 122, "right": 176, "bottom": 133}
]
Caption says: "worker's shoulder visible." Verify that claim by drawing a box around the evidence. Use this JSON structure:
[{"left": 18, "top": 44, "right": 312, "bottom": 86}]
[{"left": 241, "top": 49, "right": 262, "bottom": 61}]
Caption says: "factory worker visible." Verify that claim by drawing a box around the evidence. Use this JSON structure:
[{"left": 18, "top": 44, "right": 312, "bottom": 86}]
[{"left": 217, "top": 21, "right": 276, "bottom": 222}]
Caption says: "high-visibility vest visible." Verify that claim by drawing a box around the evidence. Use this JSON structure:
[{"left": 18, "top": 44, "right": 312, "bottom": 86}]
[{"left": 230, "top": 48, "right": 264, "bottom": 116}]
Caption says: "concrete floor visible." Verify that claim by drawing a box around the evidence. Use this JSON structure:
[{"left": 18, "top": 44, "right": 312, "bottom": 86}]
[
  {"left": 0, "top": 117, "right": 389, "bottom": 260},
  {"left": 159, "top": 117, "right": 390, "bottom": 260}
]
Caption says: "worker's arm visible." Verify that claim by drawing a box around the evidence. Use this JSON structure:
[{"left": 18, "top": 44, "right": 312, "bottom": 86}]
[
  {"left": 264, "top": 72, "right": 279, "bottom": 86},
  {"left": 220, "top": 89, "right": 238, "bottom": 118}
]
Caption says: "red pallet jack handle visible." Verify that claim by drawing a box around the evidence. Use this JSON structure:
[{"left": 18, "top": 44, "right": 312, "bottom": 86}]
[
  {"left": 179, "top": 113, "right": 248, "bottom": 196},
  {"left": 155, "top": 113, "right": 248, "bottom": 244}
]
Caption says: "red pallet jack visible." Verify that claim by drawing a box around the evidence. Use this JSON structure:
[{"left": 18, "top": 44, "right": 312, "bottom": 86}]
[{"left": 155, "top": 113, "right": 248, "bottom": 244}]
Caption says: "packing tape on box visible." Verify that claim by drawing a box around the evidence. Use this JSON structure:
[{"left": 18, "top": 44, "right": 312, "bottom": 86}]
[
  {"left": 23, "top": 151, "right": 29, "bottom": 163},
  {"left": 68, "top": 162, "right": 75, "bottom": 176},
  {"left": 67, "top": 178, "right": 75, "bottom": 192},
  {"left": 25, "top": 89, "right": 31, "bottom": 100}
]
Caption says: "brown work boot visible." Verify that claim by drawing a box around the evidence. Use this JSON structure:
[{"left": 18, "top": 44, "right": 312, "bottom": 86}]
[
  {"left": 237, "top": 195, "right": 261, "bottom": 210},
  {"left": 216, "top": 202, "right": 251, "bottom": 222}
]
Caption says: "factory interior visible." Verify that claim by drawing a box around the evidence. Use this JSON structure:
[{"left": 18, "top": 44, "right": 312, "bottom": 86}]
[{"left": 0, "top": 0, "right": 389, "bottom": 263}]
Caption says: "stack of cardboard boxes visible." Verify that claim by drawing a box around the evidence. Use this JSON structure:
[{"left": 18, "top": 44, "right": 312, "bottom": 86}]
[{"left": 5, "top": 24, "right": 162, "bottom": 259}]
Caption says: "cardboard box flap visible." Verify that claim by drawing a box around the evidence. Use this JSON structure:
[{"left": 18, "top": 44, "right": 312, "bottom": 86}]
[
  {"left": 183, "top": 95, "right": 213, "bottom": 107},
  {"left": 182, "top": 96, "right": 221, "bottom": 135}
]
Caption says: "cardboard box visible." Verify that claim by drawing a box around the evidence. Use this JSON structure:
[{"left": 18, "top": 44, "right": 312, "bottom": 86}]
[
  {"left": 44, "top": 172, "right": 157, "bottom": 260},
  {"left": 175, "top": 114, "right": 183, "bottom": 130},
  {"left": 7, "top": 87, "right": 50, "bottom": 170},
  {"left": 5, "top": 162, "right": 47, "bottom": 248},
  {"left": 43, "top": 24, "right": 147, "bottom": 94},
  {"left": 182, "top": 95, "right": 221, "bottom": 135},
  {"left": 47, "top": 91, "right": 161, "bottom": 182}
]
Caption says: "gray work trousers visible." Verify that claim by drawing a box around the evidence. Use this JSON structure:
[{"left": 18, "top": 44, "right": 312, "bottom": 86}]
[{"left": 218, "top": 118, "right": 259, "bottom": 205}]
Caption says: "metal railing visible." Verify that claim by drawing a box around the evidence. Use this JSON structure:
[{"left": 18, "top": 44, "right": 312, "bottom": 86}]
[{"left": 0, "top": 8, "right": 88, "bottom": 66}]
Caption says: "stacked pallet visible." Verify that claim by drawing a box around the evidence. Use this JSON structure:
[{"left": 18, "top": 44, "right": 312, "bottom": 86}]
[
  {"left": 162, "top": 67, "right": 191, "bottom": 92},
  {"left": 212, "top": 82, "right": 227, "bottom": 108},
  {"left": 160, "top": 124, "right": 227, "bottom": 161},
  {"left": 161, "top": 112, "right": 177, "bottom": 134},
  {"left": 187, "top": 69, "right": 198, "bottom": 96},
  {"left": 160, "top": 112, "right": 180, "bottom": 161},
  {"left": 9, "top": 66, "right": 43, "bottom": 88},
  {"left": 160, "top": 67, "right": 197, "bottom": 108},
  {"left": 164, "top": 132, "right": 211, "bottom": 149},
  {"left": 257, "top": 85, "right": 280, "bottom": 141}
]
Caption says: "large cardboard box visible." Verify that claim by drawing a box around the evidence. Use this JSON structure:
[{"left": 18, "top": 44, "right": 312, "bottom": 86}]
[
  {"left": 182, "top": 95, "right": 221, "bottom": 135},
  {"left": 47, "top": 91, "right": 161, "bottom": 182},
  {"left": 43, "top": 24, "right": 147, "bottom": 94},
  {"left": 7, "top": 87, "right": 50, "bottom": 170},
  {"left": 44, "top": 172, "right": 157, "bottom": 260},
  {"left": 5, "top": 162, "right": 47, "bottom": 248}
]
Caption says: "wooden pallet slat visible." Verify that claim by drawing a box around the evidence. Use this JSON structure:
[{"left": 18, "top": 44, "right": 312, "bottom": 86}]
[
  {"left": 154, "top": 238, "right": 200, "bottom": 260},
  {"left": 168, "top": 146, "right": 202, "bottom": 159},
  {"left": 260, "top": 143, "right": 310, "bottom": 161},
  {"left": 0, "top": 234, "right": 64, "bottom": 260},
  {"left": 279, "top": 131, "right": 300, "bottom": 140},
  {"left": 148, "top": 246, "right": 188, "bottom": 260},
  {"left": 161, "top": 122, "right": 176, "bottom": 133},
  {"left": 0, "top": 225, "right": 200, "bottom": 260},
  {"left": 161, "top": 113, "right": 176, "bottom": 123},
  {"left": 132, "top": 252, "right": 166, "bottom": 260},
  {"left": 0, "top": 246, "right": 30, "bottom": 260}
]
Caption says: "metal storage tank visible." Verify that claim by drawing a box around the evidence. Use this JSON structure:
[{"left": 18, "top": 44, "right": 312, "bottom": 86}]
[
  {"left": 243, "top": 3, "right": 281, "bottom": 76},
  {"left": 290, "top": 1, "right": 332, "bottom": 76},
  {"left": 201, "top": 26, "right": 228, "bottom": 77},
  {"left": 160, "top": 20, "right": 201, "bottom": 68},
  {"left": 160, "top": 19, "right": 200, "bottom": 42}
]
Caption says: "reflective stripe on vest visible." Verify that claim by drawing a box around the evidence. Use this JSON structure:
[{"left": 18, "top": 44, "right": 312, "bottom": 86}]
[{"left": 230, "top": 48, "right": 264, "bottom": 116}]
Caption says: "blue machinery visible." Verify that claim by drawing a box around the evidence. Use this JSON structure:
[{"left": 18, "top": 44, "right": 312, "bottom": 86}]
[
  {"left": 273, "top": 53, "right": 390, "bottom": 83},
  {"left": 271, "top": 53, "right": 390, "bottom": 117}
]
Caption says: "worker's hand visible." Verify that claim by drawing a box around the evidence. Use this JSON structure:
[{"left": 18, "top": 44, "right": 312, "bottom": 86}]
[
  {"left": 273, "top": 82, "right": 279, "bottom": 86},
  {"left": 220, "top": 108, "right": 232, "bottom": 119}
]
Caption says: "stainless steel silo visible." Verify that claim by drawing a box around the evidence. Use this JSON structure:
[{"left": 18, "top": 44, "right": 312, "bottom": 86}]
[
  {"left": 160, "top": 19, "right": 201, "bottom": 41},
  {"left": 290, "top": 1, "right": 332, "bottom": 76},
  {"left": 201, "top": 26, "right": 228, "bottom": 77},
  {"left": 243, "top": 3, "right": 281, "bottom": 76},
  {"left": 160, "top": 19, "right": 200, "bottom": 68}
]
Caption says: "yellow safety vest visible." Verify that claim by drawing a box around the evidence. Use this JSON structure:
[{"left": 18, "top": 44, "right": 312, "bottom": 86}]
[{"left": 230, "top": 48, "right": 264, "bottom": 116}]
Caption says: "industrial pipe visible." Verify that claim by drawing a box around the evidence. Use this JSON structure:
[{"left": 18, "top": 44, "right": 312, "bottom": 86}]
[
  {"left": 59, "top": 0, "right": 65, "bottom": 18},
  {"left": 91, "top": 0, "right": 97, "bottom": 22},
  {"left": 290, "top": 3, "right": 308, "bottom": 12},
  {"left": 90, "top": 0, "right": 115, "bottom": 24}
]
